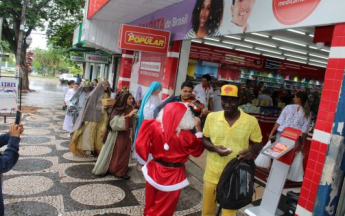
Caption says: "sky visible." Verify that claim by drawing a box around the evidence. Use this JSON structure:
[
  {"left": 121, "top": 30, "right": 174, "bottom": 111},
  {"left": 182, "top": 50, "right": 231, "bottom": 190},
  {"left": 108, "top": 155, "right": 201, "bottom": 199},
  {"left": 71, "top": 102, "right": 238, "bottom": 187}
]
[{"left": 30, "top": 30, "right": 48, "bottom": 50}]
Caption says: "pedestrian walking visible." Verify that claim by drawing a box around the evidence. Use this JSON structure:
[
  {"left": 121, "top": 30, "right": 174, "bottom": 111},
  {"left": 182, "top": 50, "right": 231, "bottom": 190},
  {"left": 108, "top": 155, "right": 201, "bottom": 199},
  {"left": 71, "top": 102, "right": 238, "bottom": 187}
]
[{"left": 201, "top": 84, "right": 263, "bottom": 216}]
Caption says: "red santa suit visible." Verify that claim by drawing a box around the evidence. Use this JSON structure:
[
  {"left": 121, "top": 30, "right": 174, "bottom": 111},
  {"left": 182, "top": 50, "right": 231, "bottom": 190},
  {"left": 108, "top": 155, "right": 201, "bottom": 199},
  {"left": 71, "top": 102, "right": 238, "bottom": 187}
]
[{"left": 135, "top": 102, "right": 204, "bottom": 216}]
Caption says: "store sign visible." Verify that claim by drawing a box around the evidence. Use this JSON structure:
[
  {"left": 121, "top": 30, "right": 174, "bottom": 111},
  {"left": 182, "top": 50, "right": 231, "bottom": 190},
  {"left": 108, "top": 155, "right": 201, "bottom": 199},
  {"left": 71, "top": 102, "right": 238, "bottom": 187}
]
[
  {"left": 118, "top": 25, "right": 170, "bottom": 54},
  {"left": 0, "top": 78, "right": 18, "bottom": 114},
  {"left": 85, "top": 54, "right": 108, "bottom": 64},
  {"left": 87, "top": 0, "right": 110, "bottom": 19},
  {"left": 70, "top": 56, "right": 85, "bottom": 62},
  {"left": 131, "top": 0, "right": 345, "bottom": 41},
  {"left": 273, "top": 0, "right": 321, "bottom": 25}
]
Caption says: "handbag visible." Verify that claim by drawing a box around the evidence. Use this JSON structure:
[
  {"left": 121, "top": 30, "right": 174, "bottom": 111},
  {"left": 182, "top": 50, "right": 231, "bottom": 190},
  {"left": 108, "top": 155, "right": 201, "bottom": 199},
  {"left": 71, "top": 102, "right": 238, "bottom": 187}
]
[
  {"left": 255, "top": 141, "right": 272, "bottom": 169},
  {"left": 286, "top": 152, "right": 304, "bottom": 182}
]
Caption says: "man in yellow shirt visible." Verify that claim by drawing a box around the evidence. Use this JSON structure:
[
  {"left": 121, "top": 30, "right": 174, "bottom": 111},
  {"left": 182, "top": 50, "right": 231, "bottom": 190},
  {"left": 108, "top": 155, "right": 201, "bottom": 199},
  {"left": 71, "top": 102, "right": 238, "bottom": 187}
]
[{"left": 202, "top": 84, "right": 263, "bottom": 216}]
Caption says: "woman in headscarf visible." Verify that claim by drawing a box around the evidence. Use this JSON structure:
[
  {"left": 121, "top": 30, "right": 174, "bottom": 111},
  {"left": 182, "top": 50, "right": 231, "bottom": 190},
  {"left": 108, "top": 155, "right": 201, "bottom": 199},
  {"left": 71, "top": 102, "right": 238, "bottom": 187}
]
[
  {"left": 67, "top": 82, "right": 91, "bottom": 124},
  {"left": 63, "top": 82, "right": 80, "bottom": 134},
  {"left": 133, "top": 81, "right": 163, "bottom": 170},
  {"left": 69, "top": 81, "right": 111, "bottom": 156},
  {"left": 92, "top": 92, "right": 138, "bottom": 179}
]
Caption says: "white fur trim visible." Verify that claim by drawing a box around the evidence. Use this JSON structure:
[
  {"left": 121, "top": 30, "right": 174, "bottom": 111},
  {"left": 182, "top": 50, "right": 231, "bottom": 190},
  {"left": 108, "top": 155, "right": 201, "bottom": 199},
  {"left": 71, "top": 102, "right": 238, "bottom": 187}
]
[
  {"left": 142, "top": 164, "right": 189, "bottom": 192},
  {"left": 195, "top": 132, "right": 203, "bottom": 138}
]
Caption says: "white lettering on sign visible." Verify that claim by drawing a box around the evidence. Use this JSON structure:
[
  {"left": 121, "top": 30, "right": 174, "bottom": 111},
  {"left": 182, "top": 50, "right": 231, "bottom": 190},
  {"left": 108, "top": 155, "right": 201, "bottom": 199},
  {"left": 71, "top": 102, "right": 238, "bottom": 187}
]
[
  {"left": 140, "top": 62, "right": 161, "bottom": 72},
  {"left": 278, "top": 0, "right": 306, "bottom": 7}
]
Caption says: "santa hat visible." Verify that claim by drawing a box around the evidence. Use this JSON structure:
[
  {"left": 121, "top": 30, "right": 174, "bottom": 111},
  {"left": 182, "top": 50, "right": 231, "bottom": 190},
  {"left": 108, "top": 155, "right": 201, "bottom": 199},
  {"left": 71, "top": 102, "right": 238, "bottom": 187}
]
[{"left": 162, "top": 102, "right": 188, "bottom": 151}]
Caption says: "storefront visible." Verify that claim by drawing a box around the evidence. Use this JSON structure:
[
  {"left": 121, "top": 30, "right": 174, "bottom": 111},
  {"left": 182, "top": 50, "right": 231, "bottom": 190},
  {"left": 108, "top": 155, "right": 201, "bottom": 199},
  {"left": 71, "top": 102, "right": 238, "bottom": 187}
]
[{"left": 83, "top": 0, "right": 345, "bottom": 215}]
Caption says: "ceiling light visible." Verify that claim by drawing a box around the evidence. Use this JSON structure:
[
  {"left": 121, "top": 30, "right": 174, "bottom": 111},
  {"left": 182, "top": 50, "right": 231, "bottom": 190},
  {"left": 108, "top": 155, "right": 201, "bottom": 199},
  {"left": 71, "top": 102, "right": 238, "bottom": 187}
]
[
  {"left": 235, "top": 48, "right": 261, "bottom": 55},
  {"left": 283, "top": 53, "right": 307, "bottom": 60},
  {"left": 309, "top": 53, "right": 328, "bottom": 60},
  {"left": 191, "top": 39, "right": 202, "bottom": 43},
  {"left": 287, "top": 29, "right": 306, "bottom": 35},
  {"left": 251, "top": 32, "right": 269, "bottom": 38},
  {"left": 196, "top": 46, "right": 210, "bottom": 50},
  {"left": 223, "top": 41, "right": 253, "bottom": 49},
  {"left": 309, "top": 34, "right": 314, "bottom": 37},
  {"left": 262, "top": 53, "right": 285, "bottom": 60},
  {"left": 309, "top": 58, "right": 328, "bottom": 64},
  {"left": 205, "top": 37, "right": 219, "bottom": 42},
  {"left": 244, "top": 39, "right": 276, "bottom": 48},
  {"left": 321, "top": 49, "right": 330, "bottom": 53},
  {"left": 204, "top": 42, "right": 233, "bottom": 49},
  {"left": 224, "top": 35, "right": 241, "bottom": 40},
  {"left": 286, "top": 58, "right": 307, "bottom": 64},
  {"left": 308, "top": 62, "right": 327, "bottom": 68},
  {"left": 309, "top": 46, "right": 318, "bottom": 50},
  {"left": 272, "top": 37, "right": 307, "bottom": 47},
  {"left": 255, "top": 47, "right": 281, "bottom": 55},
  {"left": 302, "top": 66, "right": 319, "bottom": 71},
  {"left": 279, "top": 47, "right": 307, "bottom": 54}
]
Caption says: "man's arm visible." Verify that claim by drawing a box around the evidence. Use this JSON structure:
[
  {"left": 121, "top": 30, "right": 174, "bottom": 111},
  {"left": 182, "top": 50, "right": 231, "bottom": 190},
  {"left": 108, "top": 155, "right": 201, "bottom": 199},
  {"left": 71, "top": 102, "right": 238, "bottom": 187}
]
[
  {"left": 0, "top": 133, "right": 10, "bottom": 148},
  {"left": 153, "top": 96, "right": 178, "bottom": 118},
  {"left": 238, "top": 142, "right": 263, "bottom": 160},
  {"left": 202, "top": 136, "right": 231, "bottom": 157}
]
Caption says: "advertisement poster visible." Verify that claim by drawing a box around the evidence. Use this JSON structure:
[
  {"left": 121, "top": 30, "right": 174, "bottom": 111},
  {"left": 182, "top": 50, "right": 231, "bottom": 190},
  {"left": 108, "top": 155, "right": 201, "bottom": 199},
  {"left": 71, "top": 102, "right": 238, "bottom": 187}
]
[
  {"left": 129, "top": 51, "right": 167, "bottom": 103},
  {"left": 0, "top": 78, "right": 18, "bottom": 114},
  {"left": 131, "top": 0, "right": 345, "bottom": 41}
]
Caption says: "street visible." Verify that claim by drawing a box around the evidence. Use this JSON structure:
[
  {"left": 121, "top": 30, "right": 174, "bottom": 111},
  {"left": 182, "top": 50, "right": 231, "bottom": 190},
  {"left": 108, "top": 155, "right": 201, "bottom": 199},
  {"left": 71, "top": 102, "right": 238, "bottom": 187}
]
[{"left": 0, "top": 77, "right": 203, "bottom": 216}]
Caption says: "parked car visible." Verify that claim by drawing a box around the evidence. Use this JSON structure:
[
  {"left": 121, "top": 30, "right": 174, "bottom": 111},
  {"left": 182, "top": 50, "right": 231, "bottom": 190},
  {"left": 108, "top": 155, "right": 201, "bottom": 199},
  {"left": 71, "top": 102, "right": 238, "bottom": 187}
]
[{"left": 59, "top": 73, "right": 78, "bottom": 84}]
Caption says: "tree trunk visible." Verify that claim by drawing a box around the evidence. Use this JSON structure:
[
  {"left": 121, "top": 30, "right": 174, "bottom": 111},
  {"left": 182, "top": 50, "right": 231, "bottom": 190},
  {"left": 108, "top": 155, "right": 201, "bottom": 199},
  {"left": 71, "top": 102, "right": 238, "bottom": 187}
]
[{"left": 19, "top": 48, "right": 30, "bottom": 90}]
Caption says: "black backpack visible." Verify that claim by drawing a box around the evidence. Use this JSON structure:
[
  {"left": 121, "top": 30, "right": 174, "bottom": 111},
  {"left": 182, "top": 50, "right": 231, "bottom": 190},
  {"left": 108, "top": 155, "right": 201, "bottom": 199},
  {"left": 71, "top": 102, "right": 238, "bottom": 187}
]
[{"left": 216, "top": 158, "right": 255, "bottom": 211}]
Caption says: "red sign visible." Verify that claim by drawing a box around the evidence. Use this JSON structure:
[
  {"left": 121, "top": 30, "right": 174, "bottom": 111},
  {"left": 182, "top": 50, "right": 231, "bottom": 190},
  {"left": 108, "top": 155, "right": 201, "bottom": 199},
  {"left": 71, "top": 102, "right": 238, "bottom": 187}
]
[
  {"left": 118, "top": 25, "right": 170, "bottom": 54},
  {"left": 273, "top": 0, "right": 321, "bottom": 25},
  {"left": 138, "top": 52, "right": 167, "bottom": 86},
  {"left": 88, "top": 0, "right": 109, "bottom": 19}
]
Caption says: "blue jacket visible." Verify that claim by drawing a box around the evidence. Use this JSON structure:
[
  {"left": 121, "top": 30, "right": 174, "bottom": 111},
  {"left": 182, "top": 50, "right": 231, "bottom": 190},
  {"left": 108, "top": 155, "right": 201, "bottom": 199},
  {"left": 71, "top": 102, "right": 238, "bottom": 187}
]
[{"left": 0, "top": 133, "right": 20, "bottom": 216}]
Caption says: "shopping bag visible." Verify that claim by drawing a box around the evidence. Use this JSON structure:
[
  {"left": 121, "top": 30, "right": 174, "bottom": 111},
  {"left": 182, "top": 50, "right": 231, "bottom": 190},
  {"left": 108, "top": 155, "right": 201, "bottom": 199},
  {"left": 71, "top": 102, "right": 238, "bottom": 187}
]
[
  {"left": 255, "top": 141, "right": 272, "bottom": 169},
  {"left": 286, "top": 152, "right": 304, "bottom": 182}
]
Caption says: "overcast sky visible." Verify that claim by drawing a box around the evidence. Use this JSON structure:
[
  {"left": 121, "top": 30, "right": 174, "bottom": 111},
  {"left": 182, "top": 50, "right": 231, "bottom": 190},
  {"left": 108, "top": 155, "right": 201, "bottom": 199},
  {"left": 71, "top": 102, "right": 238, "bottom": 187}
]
[{"left": 30, "top": 30, "right": 47, "bottom": 50}]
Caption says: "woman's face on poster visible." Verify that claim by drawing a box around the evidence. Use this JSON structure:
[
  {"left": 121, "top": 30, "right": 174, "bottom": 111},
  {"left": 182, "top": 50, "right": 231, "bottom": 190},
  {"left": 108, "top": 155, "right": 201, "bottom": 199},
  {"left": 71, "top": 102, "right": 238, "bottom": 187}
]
[
  {"left": 231, "top": 0, "right": 255, "bottom": 27},
  {"left": 199, "top": 0, "right": 211, "bottom": 28}
]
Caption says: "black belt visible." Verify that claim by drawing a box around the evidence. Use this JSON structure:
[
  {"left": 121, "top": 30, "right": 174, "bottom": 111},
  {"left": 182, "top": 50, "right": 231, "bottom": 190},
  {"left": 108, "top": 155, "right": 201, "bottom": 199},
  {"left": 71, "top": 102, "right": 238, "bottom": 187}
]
[{"left": 153, "top": 158, "right": 184, "bottom": 168}]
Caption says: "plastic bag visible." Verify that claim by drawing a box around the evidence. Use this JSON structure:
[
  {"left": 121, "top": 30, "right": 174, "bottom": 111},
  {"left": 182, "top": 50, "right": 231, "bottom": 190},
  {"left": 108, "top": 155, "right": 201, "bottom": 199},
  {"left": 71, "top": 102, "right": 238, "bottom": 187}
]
[
  {"left": 286, "top": 152, "right": 304, "bottom": 182},
  {"left": 255, "top": 141, "right": 272, "bottom": 169}
]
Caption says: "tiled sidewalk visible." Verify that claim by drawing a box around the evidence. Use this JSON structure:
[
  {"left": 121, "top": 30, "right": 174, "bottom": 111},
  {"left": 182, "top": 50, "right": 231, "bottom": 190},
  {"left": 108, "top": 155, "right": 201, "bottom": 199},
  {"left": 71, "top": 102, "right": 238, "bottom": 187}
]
[{"left": 0, "top": 79, "right": 203, "bottom": 216}]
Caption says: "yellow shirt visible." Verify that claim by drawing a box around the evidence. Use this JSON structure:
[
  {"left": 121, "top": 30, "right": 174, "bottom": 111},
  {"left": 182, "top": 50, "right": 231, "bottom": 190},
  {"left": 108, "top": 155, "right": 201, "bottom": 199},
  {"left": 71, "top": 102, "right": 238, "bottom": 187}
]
[{"left": 203, "top": 109, "right": 262, "bottom": 184}]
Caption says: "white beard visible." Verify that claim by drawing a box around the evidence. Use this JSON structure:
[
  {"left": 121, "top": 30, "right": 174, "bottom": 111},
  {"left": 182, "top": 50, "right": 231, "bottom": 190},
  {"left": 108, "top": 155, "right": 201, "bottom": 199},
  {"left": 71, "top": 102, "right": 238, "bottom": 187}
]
[{"left": 156, "top": 105, "right": 196, "bottom": 135}]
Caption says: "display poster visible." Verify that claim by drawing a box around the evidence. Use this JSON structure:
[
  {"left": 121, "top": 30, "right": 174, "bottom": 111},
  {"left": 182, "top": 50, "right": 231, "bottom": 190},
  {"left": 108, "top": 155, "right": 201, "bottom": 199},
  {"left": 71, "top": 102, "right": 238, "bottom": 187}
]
[
  {"left": 0, "top": 78, "right": 18, "bottom": 114},
  {"left": 131, "top": 0, "right": 345, "bottom": 41},
  {"left": 118, "top": 25, "right": 170, "bottom": 54},
  {"left": 129, "top": 51, "right": 167, "bottom": 103}
]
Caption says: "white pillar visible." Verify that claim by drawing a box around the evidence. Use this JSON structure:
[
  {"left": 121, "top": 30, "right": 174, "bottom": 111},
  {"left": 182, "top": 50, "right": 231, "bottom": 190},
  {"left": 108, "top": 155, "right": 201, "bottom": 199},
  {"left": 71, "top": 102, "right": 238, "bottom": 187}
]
[
  {"left": 85, "top": 62, "right": 91, "bottom": 80},
  {"left": 92, "top": 63, "right": 98, "bottom": 81},
  {"left": 100, "top": 64, "right": 105, "bottom": 78},
  {"left": 175, "top": 40, "right": 191, "bottom": 95}
]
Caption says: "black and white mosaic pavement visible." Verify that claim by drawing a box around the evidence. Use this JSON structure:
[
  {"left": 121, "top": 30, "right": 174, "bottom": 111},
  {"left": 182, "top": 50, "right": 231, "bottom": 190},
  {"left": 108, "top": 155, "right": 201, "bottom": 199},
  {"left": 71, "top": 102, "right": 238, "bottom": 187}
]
[{"left": 0, "top": 78, "right": 203, "bottom": 215}]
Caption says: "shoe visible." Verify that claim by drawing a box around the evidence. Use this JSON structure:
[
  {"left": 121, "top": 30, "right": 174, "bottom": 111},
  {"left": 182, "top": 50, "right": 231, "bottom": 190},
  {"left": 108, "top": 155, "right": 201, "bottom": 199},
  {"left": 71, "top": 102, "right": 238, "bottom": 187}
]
[{"left": 120, "top": 175, "right": 130, "bottom": 180}]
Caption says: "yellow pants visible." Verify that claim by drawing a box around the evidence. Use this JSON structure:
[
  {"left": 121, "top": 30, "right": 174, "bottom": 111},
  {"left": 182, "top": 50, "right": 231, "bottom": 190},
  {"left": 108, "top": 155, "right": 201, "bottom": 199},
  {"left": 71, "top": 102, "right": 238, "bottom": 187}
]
[{"left": 202, "top": 180, "right": 237, "bottom": 216}]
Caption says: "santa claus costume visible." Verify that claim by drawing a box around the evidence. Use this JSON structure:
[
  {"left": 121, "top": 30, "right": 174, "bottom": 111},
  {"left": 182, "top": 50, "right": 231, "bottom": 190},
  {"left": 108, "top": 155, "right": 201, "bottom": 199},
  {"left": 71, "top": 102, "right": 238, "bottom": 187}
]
[{"left": 135, "top": 102, "right": 204, "bottom": 216}]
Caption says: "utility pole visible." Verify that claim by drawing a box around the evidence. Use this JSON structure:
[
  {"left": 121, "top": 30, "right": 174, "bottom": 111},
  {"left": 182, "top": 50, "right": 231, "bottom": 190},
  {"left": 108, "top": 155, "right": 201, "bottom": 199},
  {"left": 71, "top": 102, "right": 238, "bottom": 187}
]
[
  {"left": 0, "top": 17, "right": 3, "bottom": 76},
  {"left": 15, "top": 0, "right": 28, "bottom": 78}
]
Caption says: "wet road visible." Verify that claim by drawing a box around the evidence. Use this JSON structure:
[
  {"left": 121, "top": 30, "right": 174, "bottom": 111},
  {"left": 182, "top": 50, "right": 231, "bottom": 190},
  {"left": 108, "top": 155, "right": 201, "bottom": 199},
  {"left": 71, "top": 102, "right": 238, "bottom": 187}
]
[{"left": 0, "top": 76, "right": 204, "bottom": 216}]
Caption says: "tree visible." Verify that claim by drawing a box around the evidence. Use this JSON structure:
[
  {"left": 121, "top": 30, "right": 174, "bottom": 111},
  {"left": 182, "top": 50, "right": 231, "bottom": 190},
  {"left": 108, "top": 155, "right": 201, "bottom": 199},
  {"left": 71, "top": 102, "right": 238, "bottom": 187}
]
[{"left": 0, "top": 0, "right": 84, "bottom": 90}]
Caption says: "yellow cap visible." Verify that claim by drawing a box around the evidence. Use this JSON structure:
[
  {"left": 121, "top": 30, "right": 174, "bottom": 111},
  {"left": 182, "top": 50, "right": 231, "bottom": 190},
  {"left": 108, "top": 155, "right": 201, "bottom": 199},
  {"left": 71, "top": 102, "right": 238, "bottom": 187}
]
[{"left": 220, "top": 84, "right": 239, "bottom": 97}]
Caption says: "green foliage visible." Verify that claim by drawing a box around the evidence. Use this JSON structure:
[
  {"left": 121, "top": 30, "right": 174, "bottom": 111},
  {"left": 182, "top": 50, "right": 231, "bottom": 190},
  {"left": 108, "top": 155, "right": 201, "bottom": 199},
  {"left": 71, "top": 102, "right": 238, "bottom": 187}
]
[
  {"left": 32, "top": 48, "right": 80, "bottom": 76},
  {"left": 0, "top": 0, "right": 84, "bottom": 89}
]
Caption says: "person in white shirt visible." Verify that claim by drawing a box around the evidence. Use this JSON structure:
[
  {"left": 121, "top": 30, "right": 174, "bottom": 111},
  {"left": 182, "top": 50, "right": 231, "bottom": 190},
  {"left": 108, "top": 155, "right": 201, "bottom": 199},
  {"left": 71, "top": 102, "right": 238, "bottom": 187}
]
[
  {"left": 258, "top": 88, "right": 273, "bottom": 107},
  {"left": 269, "top": 91, "right": 311, "bottom": 152},
  {"left": 193, "top": 74, "right": 214, "bottom": 111},
  {"left": 63, "top": 82, "right": 80, "bottom": 133}
]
